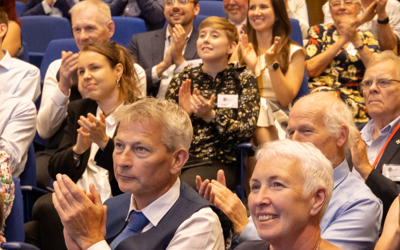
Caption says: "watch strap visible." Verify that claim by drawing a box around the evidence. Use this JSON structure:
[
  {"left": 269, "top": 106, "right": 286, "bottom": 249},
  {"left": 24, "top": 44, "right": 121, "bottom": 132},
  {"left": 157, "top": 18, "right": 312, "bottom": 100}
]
[{"left": 378, "top": 17, "right": 389, "bottom": 24}]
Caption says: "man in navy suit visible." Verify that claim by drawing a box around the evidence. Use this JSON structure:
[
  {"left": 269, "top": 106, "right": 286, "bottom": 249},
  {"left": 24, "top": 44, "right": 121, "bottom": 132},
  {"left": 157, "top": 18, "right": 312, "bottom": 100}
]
[
  {"left": 52, "top": 98, "right": 230, "bottom": 250},
  {"left": 129, "top": 0, "right": 200, "bottom": 98},
  {"left": 352, "top": 50, "right": 400, "bottom": 222},
  {"left": 22, "top": 0, "right": 75, "bottom": 19}
]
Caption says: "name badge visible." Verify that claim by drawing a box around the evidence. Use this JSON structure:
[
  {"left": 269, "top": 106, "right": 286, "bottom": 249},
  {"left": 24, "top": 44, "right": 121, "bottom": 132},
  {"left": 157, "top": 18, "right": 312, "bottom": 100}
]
[
  {"left": 217, "top": 94, "right": 238, "bottom": 108},
  {"left": 382, "top": 164, "right": 400, "bottom": 181}
]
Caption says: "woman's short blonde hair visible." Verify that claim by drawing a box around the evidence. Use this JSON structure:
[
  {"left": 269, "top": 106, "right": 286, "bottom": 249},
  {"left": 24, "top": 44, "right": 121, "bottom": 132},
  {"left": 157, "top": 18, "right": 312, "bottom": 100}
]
[{"left": 199, "top": 16, "right": 239, "bottom": 44}]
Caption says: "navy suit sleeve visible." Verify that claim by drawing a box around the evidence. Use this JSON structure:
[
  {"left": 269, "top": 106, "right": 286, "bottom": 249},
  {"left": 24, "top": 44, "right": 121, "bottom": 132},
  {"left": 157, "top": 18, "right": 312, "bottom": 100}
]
[
  {"left": 366, "top": 169, "right": 400, "bottom": 220},
  {"left": 22, "top": 0, "right": 46, "bottom": 16},
  {"left": 136, "top": 0, "right": 165, "bottom": 25},
  {"left": 107, "top": 0, "right": 127, "bottom": 16}
]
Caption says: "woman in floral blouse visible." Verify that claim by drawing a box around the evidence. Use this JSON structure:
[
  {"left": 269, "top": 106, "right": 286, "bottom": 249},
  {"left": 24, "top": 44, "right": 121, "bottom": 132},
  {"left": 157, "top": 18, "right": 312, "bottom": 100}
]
[
  {"left": 0, "top": 150, "right": 14, "bottom": 243},
  {"left": 166, "top": 16, "right": 260, "bottom": 190},
  {"left": 305, "top": 0, "right": 379, "bottom": 123}
]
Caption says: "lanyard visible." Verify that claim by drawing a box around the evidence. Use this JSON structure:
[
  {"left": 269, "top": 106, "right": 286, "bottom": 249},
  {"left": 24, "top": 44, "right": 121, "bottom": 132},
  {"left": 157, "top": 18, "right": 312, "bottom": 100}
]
[{"left": 371, "top": 122, "right": 400, "bottom": 168}]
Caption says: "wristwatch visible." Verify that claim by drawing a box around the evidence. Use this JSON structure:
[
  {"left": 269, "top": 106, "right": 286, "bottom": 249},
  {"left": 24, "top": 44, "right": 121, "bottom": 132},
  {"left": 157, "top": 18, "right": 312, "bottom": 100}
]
[
  {"left": 355, "top": 43, "right": 365, "bottom": 51},
  {"left": 267, "top": 61, "right": 279, "bottom": 71},
  {"left": 378, "top": 17, "right": 389, "bottom": 24}
]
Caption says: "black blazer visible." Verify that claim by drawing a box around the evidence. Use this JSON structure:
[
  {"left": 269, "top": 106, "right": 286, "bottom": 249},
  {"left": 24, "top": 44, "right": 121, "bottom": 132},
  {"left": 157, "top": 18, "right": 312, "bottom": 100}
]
[
  {"left": 358, "top": 122, "right": 400, "bottom": 221},
  {"left": 48, "top": 99, "right": 121, "bottom": 196},
  {"left": 129, "top": 28, "right": 199, "bottom": 97},
  {"left": 22, "top": 0, "right": 72, "bottom": 19}
]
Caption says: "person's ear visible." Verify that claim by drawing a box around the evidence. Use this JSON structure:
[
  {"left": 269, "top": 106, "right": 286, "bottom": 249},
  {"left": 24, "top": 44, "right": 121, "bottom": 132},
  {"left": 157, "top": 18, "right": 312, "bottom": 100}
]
[
  {"left": 115, "top": 63, "right": 123, "bottom": 82},
  {"left": 107, "top": 20, "right": 115, "bottom": 39},
  {"left": 336, "top": 124, "right": 349, "bottom": 148},
  {"left": 170, "top": 148, "right": 189, "bottom": 175},
  {"left": 310, "top": 187, "right": 327, "bottom": 217},
  {"left": 227, "top": 41, "right": 237, "bottom": 55},
  {"left": 193, "top": 3, "right": 200, "bottom": 16},
  {"left": 0, "top": 23, "right": 8, "bottom": 43}
]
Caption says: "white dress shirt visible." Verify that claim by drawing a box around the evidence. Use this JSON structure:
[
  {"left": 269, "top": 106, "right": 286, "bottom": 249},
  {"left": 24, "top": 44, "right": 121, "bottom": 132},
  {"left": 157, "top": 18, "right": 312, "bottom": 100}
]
[
  {"left": 0, "top": 50, "right": 41, "bottom": 102},
  {"left": 287, "top": 0, "right": 310, "bottom": 39},
  {"left": 151, "top": 29, "right": 193, "bottom": 99},
  {"left": 36, "top": 58, "right": 147, "bottom": 139},
  {"left": 41, "top": 0, "right": 63, "bottom": 17},
  {"left": 323, "top": 0, "right": 400, "bottom": 41},
  {"left": 0, "top": 92, "right": 36, "bottom": 177},
  {"left": 88, "top": 178, "right": 225, "bottom": 250},
  {"left": 76, "top": 104, "right": 122, "bottom": 202}
]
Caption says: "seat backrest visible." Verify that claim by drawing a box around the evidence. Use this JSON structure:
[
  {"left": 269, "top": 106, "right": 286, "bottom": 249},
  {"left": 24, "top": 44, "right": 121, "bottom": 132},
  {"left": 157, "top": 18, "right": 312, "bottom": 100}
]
[
  {"left": 20, "top": 41, "right": 30, "bottom": 63},
  {"left": 16, "top": 1, "right": 25, "bottom": 18},
  {"left": 1, "top": 242, "right": 40, "bottom": 250},
  {"left": 193, "top": 15, "right": 209, "bottom": 31},
  {"left": 111, "top": 17, "right": 147, "bottom": 48},
  {"left": 40, "top": 38, "right": 79, "bottom": 83},
  {"left": 19, "top": 16, "right": 73, "bottom": 54},
  {"left": 293, "top": 71, "right": 309, "bottom": 103},
  {"left": 289, "top": 18, "right": 303, "bottom": 47},
  {"left": 19, "top": 144, "right": 36, "bottom": 187},
  {"left": 198, "top": 1, "right": 226, "bottom": 17},
  {"left": 4, "top": 177, "right": 24, "bottom": 242}
]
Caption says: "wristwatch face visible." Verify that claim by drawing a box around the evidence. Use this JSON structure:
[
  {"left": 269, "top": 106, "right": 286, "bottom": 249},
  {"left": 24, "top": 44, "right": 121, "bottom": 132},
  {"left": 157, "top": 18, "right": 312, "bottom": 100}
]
[{"left": 272, "top": 62, "right": 279, "bottom": 70}]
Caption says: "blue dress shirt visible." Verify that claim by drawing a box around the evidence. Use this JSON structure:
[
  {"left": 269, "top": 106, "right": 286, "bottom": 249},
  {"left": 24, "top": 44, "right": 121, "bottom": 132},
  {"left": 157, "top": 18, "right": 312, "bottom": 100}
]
[{"left": 239, "top": 160, "right": 383, "bottom": 250}]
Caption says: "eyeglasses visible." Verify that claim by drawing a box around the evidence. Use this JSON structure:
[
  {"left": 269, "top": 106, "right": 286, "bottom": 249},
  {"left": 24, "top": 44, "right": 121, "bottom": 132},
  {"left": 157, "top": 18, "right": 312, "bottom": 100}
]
[
  {"left": 166, "top": 0, "right": 194, "bottom": 6},
  {"left": 360, "top": 78, "right": 400, "bottom": 90},
  {"left": 330, "top": 0, "right": 360, "bottom": 8}
]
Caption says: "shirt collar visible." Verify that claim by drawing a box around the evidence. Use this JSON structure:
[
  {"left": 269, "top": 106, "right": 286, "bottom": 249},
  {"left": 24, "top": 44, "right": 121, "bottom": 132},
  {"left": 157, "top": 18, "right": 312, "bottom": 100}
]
[
  {"left": 361, "top": 115, "right": 400, "bottom": 142},
  {"left": 0, "top": 50, "right": 12, "bottom": 71},
  {"left": 96, "top": 103, "right": 124, "bottom": 126},
  {"left": 333, "top": 160, "right": 350, "bottom": 189},
  {"left": 228, "top": 18, "right": 247, "bottom": 26},
  {"left": 127, "top": 178, "right": 180, "bottom": 227}
]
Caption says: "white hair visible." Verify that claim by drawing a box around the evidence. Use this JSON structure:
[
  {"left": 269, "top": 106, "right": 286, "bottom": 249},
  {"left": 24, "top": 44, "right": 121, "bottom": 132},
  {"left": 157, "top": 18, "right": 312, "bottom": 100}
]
[
  {"left": 256, "top": 139, "right": 334, "bottom": 218},
  {"left": 70, "top": 0, "right": 111, "bottom": 26},
  {"left": 300, "top": 92, "right": 357, "bottom": 151},
  {"left": 367, "top": 50, "right": 400, "bottom": 78},
  {"left": 114, "top": 98, "right": 193, "bottom": 152}
]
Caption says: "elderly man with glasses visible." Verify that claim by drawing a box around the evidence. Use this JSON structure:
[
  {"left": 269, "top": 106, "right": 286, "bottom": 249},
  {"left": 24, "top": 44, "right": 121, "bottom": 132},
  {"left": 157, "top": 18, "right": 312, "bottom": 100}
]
[
  {"left": 352, "top": 50, "right": 400, "bottom": 224},
  {"left": 323, "top": 0, "right": 400, "bottom": 51},
  {"left": 129, "top": 0, "right": 200, "bottom": 98}
]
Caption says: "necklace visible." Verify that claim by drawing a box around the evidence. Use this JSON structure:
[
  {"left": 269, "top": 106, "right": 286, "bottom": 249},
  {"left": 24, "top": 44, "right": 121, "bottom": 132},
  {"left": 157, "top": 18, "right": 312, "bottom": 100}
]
[{"left": 315, "top": 239, "right": 321, "bottom": 250}]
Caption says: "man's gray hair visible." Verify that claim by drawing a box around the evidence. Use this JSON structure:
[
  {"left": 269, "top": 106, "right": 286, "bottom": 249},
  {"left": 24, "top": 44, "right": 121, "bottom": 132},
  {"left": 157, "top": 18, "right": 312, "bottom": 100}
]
[
  {"left": 256, "top": 139, "right": 334, "bottom": 218},
  {"left": 114, "top": 98, "right": 193, "bottom": 152},
  {"left": 328, "top": 0, "right": 361, "bottom": 4},
  {"left": 299, "top": 92, "right": 357, "bottom": 151},
  {"left": 70, "top": 0, "right": 111, "bottom": 26},
  {"left": 367, "top": 50, "right": 400, "bottom": 78}
]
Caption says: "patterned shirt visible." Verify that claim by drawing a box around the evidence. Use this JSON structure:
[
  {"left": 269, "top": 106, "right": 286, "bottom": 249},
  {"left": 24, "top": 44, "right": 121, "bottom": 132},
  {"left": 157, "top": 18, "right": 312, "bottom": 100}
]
[
  {"left": 0, "top": 150, "right": 14, "bottom": 243},
  {"left": 166, "top": 64, "right": 260, "bottom": 165},
  {"left": 306, "top": 24, "right": 380, "bottom": 123}
]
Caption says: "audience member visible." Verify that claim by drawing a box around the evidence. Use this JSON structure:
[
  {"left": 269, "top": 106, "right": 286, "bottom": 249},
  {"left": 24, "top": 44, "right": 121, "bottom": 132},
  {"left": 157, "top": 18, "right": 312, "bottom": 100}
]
[
  {"left": 26, "top": 40, "right": 140, "bottom": 250},
  {"left": 323, "top": 0, "right": 400, "bottom": 51},
  {"left": 166, "top": 16, "right": 260, "bottom": 191},
  {"left": 375, "top": 195, "right": 400, "bottom": 250},
  {"left": 0, "top": 91, "right": 36, "bottom": 177},
  {"left": 306, "top": 0, "right": 379, "bottom": 123},
  {"left": 0, "top": 1, "right": 22, "bottom": 57},
  {"left": 352, "top": 50, "right": 400, "bottom": 223},
  {"left": 237, "top": 0, "right": 305, "bottom": 145},
  {"left": 129, "top": 0, "right": 200, "bottom": 98},
  {"left": 22, "top": 0, "right": 74, "bottom": 19},
  {"left": 52, "top": 98, "right": 232, "bottom": 250},
  {"left": 197, "top": 92, "right": 382, "bottom": 250},
  {"left": 0, "top": 7, "right": 40, "bottom": 102},
  {"left": 36, "top": 0, "right": 145, "bottom": 189},
  {"left": 0, "top": 150, "right": 15, "bottom": 243},
  {"left": 223, "top": 0, "right": 248, "bottom": 32},
  {"left": 285, "top": 0, "right": 309, "bottom": 39},
  {"left": 235, "top": 139, "right": 340, "bottom": 250},
  {"left": 104, "top": 0, "right": 165, "bottom": 31}
]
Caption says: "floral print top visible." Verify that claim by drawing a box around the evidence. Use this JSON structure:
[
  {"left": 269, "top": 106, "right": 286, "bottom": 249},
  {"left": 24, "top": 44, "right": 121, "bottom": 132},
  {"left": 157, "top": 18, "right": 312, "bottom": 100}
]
[
  {"left": 0, "top": 150, "right": 14, "bottom": 243},
  {"left": 306, "top": 24, "right": 380, "bottom": 123},
  {"left": 166, "top": 64, "right": 260, "bottom": 164}
]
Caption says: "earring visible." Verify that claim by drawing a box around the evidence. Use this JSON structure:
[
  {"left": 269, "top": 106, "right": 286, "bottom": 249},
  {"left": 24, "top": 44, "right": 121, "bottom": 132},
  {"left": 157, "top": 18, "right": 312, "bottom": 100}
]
[{"left": 117, "top": 79, "right": 120, "bottom": 88}]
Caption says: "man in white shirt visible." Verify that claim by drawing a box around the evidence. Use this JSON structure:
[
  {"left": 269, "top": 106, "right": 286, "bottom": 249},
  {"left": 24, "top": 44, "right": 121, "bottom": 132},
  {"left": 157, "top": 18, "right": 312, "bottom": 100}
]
[
  {"left": 36, "top": 0, "right": 146, "bottom": 189},
  {"left": 223, "top": 0, "right": 247, "bottom": 32},
  {"left": 323, "top": 0, "right": 400, "bottom": 51},
  {"left": 0, "top": 91, "right": 36, "bottom": 177},
  {"left": 0, "top": 9, "right": 40, "bottom": 102},
  {"left": 22, "top": 0, "right": 75, "bottom": 19},
  {"left": 53, "top": 98, "right": 230, "bottom": 250},
  {"left": 129, "top": 0, "right": 201, "bottom": 98}
]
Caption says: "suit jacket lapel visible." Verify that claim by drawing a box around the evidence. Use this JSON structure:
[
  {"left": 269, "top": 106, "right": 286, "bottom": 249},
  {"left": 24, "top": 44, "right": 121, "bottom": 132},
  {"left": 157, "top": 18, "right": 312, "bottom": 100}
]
[
  {"left": 183, "top": 28, "right": 199, "bottom": 60},
  {"left": 152, "top": 29, "right": 167, "bottom": 67},
  {"left": 376, "top": 128, "right": 400, "bottom": 173}
]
